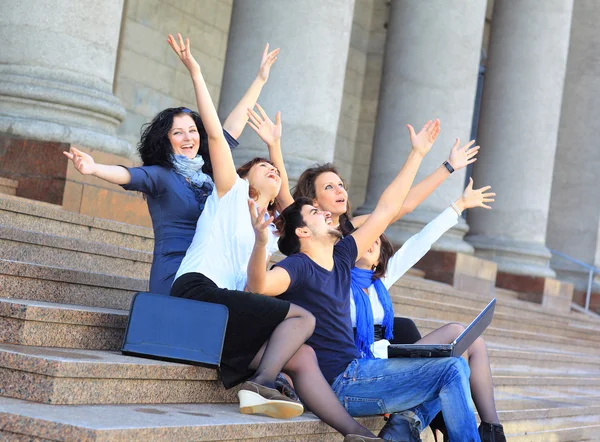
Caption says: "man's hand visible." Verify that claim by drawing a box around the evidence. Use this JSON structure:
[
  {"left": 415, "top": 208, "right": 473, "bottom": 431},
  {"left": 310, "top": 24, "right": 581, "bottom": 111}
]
[
  {"left": 248, "top": 199, "right": 273, "bottom": 246},
  {"left": 247, "top": 104, "right": 282, "bottom": 147}
]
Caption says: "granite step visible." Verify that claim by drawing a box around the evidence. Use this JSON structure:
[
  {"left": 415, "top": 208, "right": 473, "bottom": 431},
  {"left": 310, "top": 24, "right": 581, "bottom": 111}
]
[
  {"left": 393, "top": 296, "right": 600, "bottom": 344},
  {"left": 0, "top": 226, "right": 152, "bottom": 279},
  {"left": 2, "top": 343, "right": 599, "bottom": 406},
  {"left": 0, "top": 298, "right": 127, "bottom": 350},
  {"left": 0, "top": 177, "right": 18, "bottom": 196},
  {"left": 0, "top": 193, "right": 154, "bottom": 252},
  {"left": 1, "top": 396, "right": 598, "bottom": 442},
  {"left": 0, "top": 259, "right": 144, "bottom": 310},
  {"left": 0, "top": 398, "right": 382, "bottom": 441},
  {"left": 393, "top": 276, "right": 600, "bottom": 329},
  {"left": 0, "top": 344, "right": 235, "bottom": 405}
]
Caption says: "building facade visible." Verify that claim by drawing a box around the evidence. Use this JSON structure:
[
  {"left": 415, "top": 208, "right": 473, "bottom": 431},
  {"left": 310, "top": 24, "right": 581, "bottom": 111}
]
[{"left": 1, "top": 0, "right": 599, "bottom": 304}]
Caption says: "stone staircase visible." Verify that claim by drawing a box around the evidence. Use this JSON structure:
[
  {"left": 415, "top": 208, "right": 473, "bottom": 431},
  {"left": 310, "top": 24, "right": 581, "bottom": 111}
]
[{"left": 0, "top": 193, "right": 599, "bottom": 441}]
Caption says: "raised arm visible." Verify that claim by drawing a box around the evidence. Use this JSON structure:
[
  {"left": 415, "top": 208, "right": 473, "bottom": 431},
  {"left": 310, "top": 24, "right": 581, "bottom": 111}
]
[
  {"left": 63, "top": 147, "right": 131, "bottom": 185},
  {"left": 245, "top": 200, "right": 292, "bottom": 295},
  {"left": 168, "top": 33, "right": 236, "bottom": 197},
  {"left": 351, "top": 120, "right": 437, "bottom": 259},
  {"left": 222, "top": 44, "right": 279, "bottom": 139},
  {"left": 246, "top": 104, "right": 293, "bottom": 210}
]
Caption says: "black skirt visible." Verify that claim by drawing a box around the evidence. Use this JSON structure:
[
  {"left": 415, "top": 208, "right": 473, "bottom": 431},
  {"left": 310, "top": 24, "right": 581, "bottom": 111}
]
[{"left": 170, "top": 272, "right": 291, "bottom": 389}]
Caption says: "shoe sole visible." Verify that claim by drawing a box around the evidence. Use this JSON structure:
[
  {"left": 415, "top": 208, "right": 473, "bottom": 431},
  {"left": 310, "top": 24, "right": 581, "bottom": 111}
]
[{"left": 238, "top": 390, "right": 304, "bottom": 419}]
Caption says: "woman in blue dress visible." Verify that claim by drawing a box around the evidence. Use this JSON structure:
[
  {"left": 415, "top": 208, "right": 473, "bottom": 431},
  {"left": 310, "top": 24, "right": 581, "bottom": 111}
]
[{"left": 63, "top": 44, "right": 280, "bottom": 295}]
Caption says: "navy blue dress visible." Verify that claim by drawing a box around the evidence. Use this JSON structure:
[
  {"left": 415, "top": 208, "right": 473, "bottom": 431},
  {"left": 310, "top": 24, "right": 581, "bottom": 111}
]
[{"left": 122, "top": 131, "right": 238, "bottom": 295}]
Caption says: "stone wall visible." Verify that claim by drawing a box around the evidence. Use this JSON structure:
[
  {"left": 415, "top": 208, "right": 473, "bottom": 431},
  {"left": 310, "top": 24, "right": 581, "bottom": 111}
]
[{"left": 114, "top": 0, "right": 233, "bottom": 150}]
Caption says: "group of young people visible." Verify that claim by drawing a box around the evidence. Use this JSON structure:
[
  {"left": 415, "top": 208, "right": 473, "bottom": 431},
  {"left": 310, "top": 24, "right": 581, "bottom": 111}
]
[{"left": 64, "top": 34, "right": 504, "bottom": 442}]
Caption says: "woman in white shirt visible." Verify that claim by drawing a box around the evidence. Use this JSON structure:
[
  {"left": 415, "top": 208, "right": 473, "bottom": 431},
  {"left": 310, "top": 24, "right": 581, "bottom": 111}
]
[
  {"left": 351, "top": 179, "right": 505, "bottom": 442},
  {"left": 167, "top": 34, "right": 383, "bottom": 441}
]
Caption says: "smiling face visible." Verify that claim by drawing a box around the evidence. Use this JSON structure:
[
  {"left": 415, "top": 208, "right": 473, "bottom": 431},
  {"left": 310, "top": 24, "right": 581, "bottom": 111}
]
[
  {"left": 246, "top": 161, "right": 282, "bottom": 201},
  {"left": 298, "top": 204, "right": 342, "bottom": 241},
  {"left": 313, "top": 171, "right": 348, "bottom": 218},
  {"left": 357, "top": 237, "right": 382, "bottom": 269},
  {"left": 168, "top": 114, "right": 200, "bottom": 159}
]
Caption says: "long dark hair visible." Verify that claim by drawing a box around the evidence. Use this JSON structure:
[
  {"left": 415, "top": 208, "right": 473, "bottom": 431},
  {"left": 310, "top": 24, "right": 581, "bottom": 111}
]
[
  {"left": 292, "top": 163, "right": 353, "bottom": 235},
  {"left": 137, "top": 107, "right": 215, "bottom": 176},
  {"left": 236, "top": 157, "right": 279, "bottom": 217}
]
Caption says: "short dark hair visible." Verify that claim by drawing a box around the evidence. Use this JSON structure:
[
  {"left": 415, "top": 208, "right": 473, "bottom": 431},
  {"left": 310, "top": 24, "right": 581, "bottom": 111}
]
[
  {"left": 275, "top": 197, "right": 312, "bottom": 256},
  {"left": 137, "top": 107, "right": 215, "bottom": 176},
  {"left": 292, "top": 163, "right": 353, "bottom": 235},
  {"left": 236, "top": 157, "right": 279, "bottom": 217}
]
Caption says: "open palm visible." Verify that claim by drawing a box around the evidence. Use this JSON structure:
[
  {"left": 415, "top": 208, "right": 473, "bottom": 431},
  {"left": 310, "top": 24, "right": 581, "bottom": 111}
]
[
  {"left": 461, "top": 178, "right": 496, "bottom": 210},
  {"left": 407, "top": 119, "right": 440, "bottom": 157},
  {"left": 247, "top": 104, "right": 282, "bottom": 146},
  {"left": 257, "top": 43, "right": 280, "bottom": 83},
  {"left": 63, "top": 147, "right": 96, "bottom": 175}
]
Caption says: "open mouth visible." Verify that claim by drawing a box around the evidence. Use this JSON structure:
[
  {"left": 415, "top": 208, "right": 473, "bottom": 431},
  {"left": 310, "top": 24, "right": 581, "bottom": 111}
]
[
  {"left": 335, "top": 198, "right": 346, "bottom": 204},
  {"left": 266, "top": 173, "right": 279, "bottom": 181},
  {"left": 325, "top": 217, "right": 333, "bottom": 225},
  {"left": 180, "top": 144, "right": 195, "bottom": 151}
]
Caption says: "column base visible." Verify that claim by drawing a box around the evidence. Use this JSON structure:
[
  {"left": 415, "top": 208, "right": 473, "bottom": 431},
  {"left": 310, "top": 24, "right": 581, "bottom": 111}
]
[
  {"left": 497, "top": 273, "right": 574, "bottom": 314},
  {"left": 466, "top": 234, "right": 556, "bottom": 278},
  {"left": 411, "top": 250, "right": 498, "bottom": 297}
]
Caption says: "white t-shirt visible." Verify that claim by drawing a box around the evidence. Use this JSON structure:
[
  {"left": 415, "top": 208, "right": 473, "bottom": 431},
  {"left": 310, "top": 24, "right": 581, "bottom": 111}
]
[
  {"left": 175, "top": 177, "right": 278, "bottom": 291},
  {"left": 350, "top": 206, "right": 459, "bottom": 358}
]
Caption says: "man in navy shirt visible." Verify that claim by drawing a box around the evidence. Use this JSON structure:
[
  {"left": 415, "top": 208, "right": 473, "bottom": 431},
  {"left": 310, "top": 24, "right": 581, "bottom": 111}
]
[{"left": 246, "top": 121, "right": 480, "bottom": 442}]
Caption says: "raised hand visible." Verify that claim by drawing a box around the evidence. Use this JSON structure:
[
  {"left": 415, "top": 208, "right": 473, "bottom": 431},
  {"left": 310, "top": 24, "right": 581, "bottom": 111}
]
[
  {"left": 447, "top": 138, "right": 479, "bottom": 170},
  {"left": 407, "top": 119, "right": 440, "bottom": 157},
  {"left": 63, "top": 147, "right": 96, "bottom": 176},
  {"left": 248, "top": 199, "right": 274, "bottom": 246},
  {"left": 460, "top": 177, "right": 495, "bottom": 210},
  {"left": 167, "top": 33, "right": 201, "bottom": 77},
  {"left": 257, "top": 43, "right": 279, "bottom": 83},
  {"left": 247, "top": 104, "right": 282, "bottom": 147}
]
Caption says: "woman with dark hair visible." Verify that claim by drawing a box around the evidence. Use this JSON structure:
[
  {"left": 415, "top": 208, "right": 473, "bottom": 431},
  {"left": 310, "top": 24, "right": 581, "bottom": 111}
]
[
  {"left": 350, "top": 179, "right": 504, "bottom": 442},
  {"left": 167, "top": 34, "right": 383, "bottom": 441},
  {"left": 63, "top": 44, "right": 279, "bottom": 295}
]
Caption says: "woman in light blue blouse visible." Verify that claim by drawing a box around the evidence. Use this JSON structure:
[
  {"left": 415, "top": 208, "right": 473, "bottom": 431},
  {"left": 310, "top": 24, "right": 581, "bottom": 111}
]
[{"left": 64, "top": 45, "right": 280, "bottom": 295}]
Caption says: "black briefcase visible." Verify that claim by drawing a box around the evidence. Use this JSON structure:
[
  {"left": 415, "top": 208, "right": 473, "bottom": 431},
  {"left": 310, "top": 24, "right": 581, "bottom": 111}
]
[{"left": 121, "top": 292, "right": 228, "bottom": 368}]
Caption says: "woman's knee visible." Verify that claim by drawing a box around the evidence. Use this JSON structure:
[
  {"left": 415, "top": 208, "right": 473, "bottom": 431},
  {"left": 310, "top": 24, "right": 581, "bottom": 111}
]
[
  {"left": 284, "top": 344, "right": 318, "bottom": 374},
  {"left": 288, "top": 304, "right": 316, "bottom": 333},
  {"left": 445, "top": 322, "right": 466, "bottom": 339}
]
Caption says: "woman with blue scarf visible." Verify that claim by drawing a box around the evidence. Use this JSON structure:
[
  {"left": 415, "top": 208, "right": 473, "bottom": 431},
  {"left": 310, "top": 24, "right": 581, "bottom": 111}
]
[
  {"left": 63, "top": 43, "right": 280, "bottom": 295},
  {"left": 351, "top": 179, "right": 505, "bottom": 442}
]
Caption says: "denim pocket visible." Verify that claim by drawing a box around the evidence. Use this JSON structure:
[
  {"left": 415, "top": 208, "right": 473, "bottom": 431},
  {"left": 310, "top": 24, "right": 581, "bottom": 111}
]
[
  {"left": 343, "top": 396, "right": 387, "bottom": 416},
  {"left": 331, "top": 359, "right": 359, "bottom": 395}
]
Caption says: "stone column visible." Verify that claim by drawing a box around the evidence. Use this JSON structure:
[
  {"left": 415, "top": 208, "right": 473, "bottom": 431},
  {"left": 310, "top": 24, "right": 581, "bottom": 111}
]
[
  {"left": 467, "top": 0, "right": 574, "bottom": 278},
  {"left": 217, "top": 0, "right": 354, "bottom": 179},
  {"left": 546, "top": 0, "right": 600, "bottom": 293},
  {"left": 358, "top": 0, "right": 486, "bottom": 254},
  {"left": 0, "top": 0, "right": 128, "bottom": 155}
]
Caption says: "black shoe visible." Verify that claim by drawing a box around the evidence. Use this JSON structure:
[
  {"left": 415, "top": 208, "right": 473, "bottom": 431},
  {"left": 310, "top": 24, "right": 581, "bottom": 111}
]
[
  {"left": 274, "top": 373, "right": 301, "bottom": 403},
  {"left": 478, "top": 422, "right": 506, "bottom": 442},
  {"left": 378, "top": 411, "right": 422, "bottom": 442}
]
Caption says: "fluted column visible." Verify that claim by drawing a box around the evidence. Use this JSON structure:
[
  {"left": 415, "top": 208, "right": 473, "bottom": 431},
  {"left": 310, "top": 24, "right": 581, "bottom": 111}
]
[
  {"left": 0, "top": 0, "right": 129, "bottom": 155},
  {"left": 358, "top": 0, "right": 486, "bottom": 253},
  {"left": 467, "top": 0, "right": 574, "bottom": 277},
  {"left": 218, "top": 0, "right": 354, "bottom": 179},
  {"left": 546, "top": 0, "right": 600, "bottom": 289}
]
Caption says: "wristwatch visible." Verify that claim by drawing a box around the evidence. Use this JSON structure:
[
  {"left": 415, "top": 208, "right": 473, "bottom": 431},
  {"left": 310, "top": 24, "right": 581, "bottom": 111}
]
[{"left": 443, "top": 161, "right": 455, "bottom": 174}]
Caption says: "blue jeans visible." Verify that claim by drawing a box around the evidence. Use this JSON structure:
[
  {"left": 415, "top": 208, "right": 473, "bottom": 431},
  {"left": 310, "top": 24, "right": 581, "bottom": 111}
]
[{"left": 330, "top": 357, "right": 480, "bottom": 442}]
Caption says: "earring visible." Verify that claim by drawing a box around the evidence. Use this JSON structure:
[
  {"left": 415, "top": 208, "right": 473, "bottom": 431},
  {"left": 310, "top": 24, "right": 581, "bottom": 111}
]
[
  {"left": 371, "top": 264, "right": 377, "bottom": 271},
  {"left": 270, "top": 199, "right": 275, "bottom": 206}
]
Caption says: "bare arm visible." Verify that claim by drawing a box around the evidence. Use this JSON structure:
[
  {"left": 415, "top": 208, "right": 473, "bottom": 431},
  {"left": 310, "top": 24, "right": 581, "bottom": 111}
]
[
  {"left": 247, "top": 105, "right": 293, "bottom": 210},
  {"left": 351, "top": 119, "right": 439, "bottom": 258},
  {"left": 246, "top": 200, "right": 292, "bottom": 295},
  {"left": 63, "top": 147, "right": 131, "bottom": 185},
  {"left": 222, "top": 44, "right": 279, "bottom": 139},
  {"left": 168, "top": 34, "right": 237, "bottom": 197}
]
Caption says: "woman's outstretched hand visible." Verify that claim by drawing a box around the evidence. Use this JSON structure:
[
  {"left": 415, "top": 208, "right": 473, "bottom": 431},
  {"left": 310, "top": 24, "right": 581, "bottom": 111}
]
[
  {"left": 167, "top": 33, "right": 201, "bottom": 77},
  {"left": 63, "top": 147, "right": 96, "bottom": 176},
  {"left": 460, "top": 177, "right": 495, "bottom": 210},
  {"left": 447, "top": 138, "right": 479, "bottom": 170},
  {"left": 247, "top": 104, "right": 282, "bottom": 147},
  {"left": 248, "top": 199, "right": 274, "bottom": 246},
  {"left": 257, "top": 43, "right": 279, "bottom": 84},
  {"left": 407, "top": 119, "right": 440, "bottom": 158}
]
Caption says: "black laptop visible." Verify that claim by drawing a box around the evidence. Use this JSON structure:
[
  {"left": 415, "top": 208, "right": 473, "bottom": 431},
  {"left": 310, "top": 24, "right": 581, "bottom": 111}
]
[
  {"left": 387, "top": 298, "right": 496, "bottom": 358},
  {"left": 122, "top": 292, "right": 228, "bottom": 368}
]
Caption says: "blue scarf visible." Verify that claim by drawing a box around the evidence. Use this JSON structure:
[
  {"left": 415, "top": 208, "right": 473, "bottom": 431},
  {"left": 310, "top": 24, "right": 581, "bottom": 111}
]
[
  {"left": 351, "top": 267, "right": 395, "bottom": 358},
  {"left": 172, "top": 155, "right": 214, "bottom": 209}
]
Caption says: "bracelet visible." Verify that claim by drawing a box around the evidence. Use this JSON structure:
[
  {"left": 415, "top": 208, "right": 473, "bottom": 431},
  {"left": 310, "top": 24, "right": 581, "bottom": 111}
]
[
  {"left": 450, "top": 202, "right": 462, "bottom": 216},
  {"left": 443, "top": 161, "right": 455, "bottom": 174}
]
